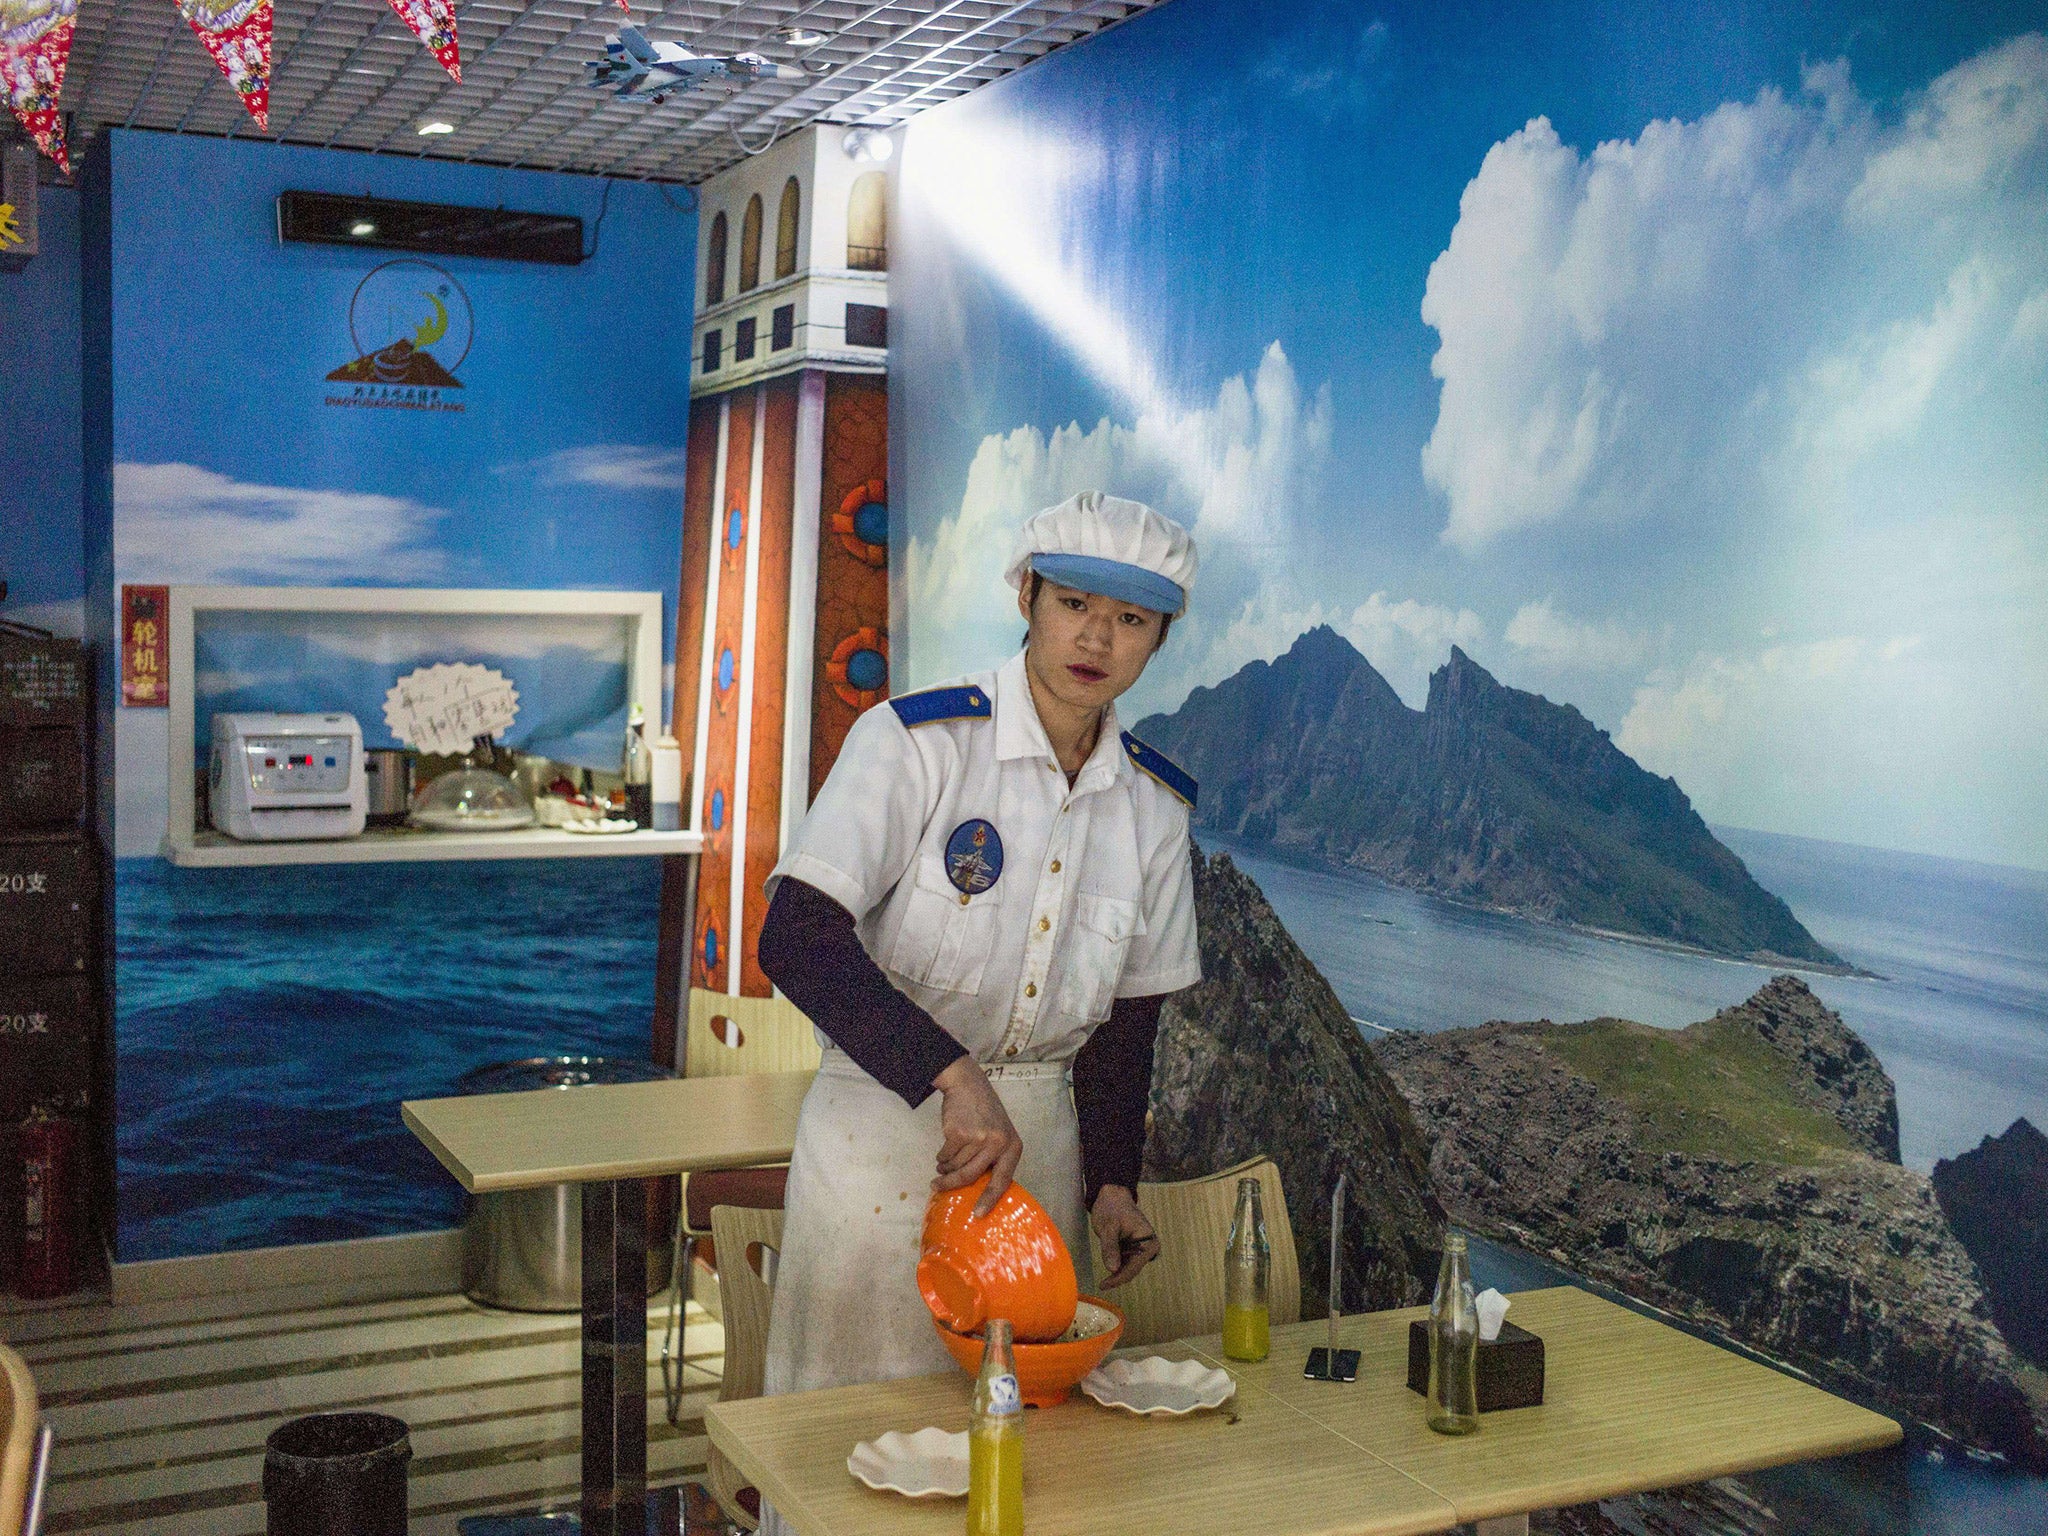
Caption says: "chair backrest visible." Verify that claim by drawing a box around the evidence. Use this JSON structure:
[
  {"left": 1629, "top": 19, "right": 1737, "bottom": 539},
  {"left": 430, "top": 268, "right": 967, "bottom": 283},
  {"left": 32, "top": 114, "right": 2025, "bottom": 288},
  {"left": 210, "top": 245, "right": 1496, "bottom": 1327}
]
[
  {"left": 1089, "top": 1154, "right": 1301, "bottom": 1348},
  {"left": 708, "top": 1204, "right": 784, "bottom": 1404},
  {"left": 1, "top": 1342, "right": 39, "bottom": 1536},
  {"left": 685, "top": 989, "right": 823, "bottom": 1079}
]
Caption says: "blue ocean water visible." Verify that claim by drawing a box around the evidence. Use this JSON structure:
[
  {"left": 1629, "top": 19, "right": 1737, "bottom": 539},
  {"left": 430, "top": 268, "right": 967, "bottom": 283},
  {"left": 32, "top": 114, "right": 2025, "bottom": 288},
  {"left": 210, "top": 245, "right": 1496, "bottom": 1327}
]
[
  {"left": 114, "top": 855, "right": 664, "bottom": 1261},
  {"left": 1203, "top": 828, "right": 2048, "bottom": 1533},
  {"left": 1202, "top": 827, "right": 2048, "bottom": 1170}
]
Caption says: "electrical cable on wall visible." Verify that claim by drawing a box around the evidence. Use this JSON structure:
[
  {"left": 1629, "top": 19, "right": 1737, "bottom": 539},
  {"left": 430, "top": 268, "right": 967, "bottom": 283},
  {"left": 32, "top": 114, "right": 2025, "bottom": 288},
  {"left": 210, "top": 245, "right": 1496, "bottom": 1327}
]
[{"left": 583, "top": 174, "right": 614, "bottom": 261}]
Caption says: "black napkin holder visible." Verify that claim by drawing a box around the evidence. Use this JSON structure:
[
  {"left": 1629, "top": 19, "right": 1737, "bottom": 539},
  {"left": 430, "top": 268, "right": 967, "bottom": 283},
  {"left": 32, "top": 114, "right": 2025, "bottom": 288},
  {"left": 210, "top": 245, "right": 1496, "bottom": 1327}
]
[{"left": 1404, "top": 1319, "right": 1545, "bottom": 1411}]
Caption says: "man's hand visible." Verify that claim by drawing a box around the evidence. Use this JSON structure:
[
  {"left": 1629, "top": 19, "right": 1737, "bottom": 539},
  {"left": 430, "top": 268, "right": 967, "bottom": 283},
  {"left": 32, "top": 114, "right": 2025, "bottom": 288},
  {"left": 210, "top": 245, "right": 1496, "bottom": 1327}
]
[
  {"left": 1090, "top": 1185, "right": 1158, "bottom": 1289},
  {"left": 932, "top": 1057, "right": 1024, "bottom": 1217}
]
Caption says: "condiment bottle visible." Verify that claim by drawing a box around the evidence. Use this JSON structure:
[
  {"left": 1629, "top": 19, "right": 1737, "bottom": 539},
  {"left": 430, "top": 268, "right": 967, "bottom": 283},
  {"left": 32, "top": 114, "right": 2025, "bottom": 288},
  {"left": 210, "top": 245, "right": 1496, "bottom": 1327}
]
[
  {"left": 1427, "top": 1233, "right": 1480, "bottom": 1434},
  {"left": 652, "top": 732, "right": 683, "bottom": 831},
  {"left": 968, "top": 1318, "right": 1023, "bottom": 1536},
  {"left": 1222, "top": 1176, "right": 1271, "bottom": 1361},
  {"left": 622, "top": 704, "right": 652, "bottom": 828}
]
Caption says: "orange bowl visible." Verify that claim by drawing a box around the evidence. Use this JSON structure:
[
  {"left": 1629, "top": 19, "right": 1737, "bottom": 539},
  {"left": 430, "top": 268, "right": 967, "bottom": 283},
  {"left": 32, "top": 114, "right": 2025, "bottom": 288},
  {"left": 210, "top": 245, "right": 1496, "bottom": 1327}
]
[
  {"left": 917, "top": 1175, "right": 1079, "bottom": 1342},
  {"left": 934, "top": 1298, "right": 1125, "bottom": 1408}
]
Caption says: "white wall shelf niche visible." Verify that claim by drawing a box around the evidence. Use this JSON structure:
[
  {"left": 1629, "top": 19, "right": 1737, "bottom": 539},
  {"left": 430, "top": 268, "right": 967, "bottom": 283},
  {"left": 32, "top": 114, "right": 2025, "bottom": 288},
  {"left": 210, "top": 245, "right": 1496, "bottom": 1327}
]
[{"left": 161, "top": 585, "right": 695, "bottom": 870}]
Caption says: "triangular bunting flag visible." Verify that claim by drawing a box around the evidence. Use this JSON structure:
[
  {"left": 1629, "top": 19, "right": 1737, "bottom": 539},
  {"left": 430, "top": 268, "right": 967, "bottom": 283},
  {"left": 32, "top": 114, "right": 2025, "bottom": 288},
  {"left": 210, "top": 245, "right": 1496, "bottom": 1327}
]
[
  {"left": 0, "top": 0, "right": 79, "bottom": 172},
  {"left": 386, "top": 0, "right": 459, "bottom": 82},
  {"left": 175, "top": 0, "right": 272, "bottom": 129}
]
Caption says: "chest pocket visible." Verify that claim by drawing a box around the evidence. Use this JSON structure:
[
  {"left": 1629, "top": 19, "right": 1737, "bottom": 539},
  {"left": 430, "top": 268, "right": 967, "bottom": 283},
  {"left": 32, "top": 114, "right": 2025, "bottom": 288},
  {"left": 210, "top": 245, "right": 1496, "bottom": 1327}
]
[
  {"left": 1052, "top": 892, "right": 1143, "bottom": 1026},
  {"left": 885, "top": 857, "right": 1005, "bottom": 996}
]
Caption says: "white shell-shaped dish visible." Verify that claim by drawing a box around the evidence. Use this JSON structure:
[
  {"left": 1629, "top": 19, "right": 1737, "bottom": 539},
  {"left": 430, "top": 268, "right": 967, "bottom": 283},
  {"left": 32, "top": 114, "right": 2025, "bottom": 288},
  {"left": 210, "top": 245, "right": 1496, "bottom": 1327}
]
[
  {"left": 1080, "top": 1356, "right": 1237, "bottom": 1417},
  {"left": 846, "top": 1427, "right": 970, "bottom": 1498},
  {"left": 561, "top": 817, "right": 639, "bottom": 835}
]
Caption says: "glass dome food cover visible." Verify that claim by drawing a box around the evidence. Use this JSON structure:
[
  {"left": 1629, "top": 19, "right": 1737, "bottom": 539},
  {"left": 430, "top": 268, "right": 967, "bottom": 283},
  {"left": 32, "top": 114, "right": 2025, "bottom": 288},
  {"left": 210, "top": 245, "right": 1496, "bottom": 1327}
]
[{"left": 408, "top": 767, "right": 535, "bottom": 831}]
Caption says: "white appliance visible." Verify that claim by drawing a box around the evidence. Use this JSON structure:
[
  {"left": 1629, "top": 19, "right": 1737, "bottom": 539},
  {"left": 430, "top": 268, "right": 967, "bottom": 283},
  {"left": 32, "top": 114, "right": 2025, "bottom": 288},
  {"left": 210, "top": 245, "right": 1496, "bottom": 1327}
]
[{"left": 208, "top": 713, "right": 367, "bottom": 841}]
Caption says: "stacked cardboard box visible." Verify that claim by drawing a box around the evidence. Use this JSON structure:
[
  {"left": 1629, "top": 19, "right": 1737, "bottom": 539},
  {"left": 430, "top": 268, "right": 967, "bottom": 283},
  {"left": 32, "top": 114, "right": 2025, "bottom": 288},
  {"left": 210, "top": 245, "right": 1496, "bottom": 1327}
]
[{"left": 0, "top": 629, "right": 102, "bottom": 1291}]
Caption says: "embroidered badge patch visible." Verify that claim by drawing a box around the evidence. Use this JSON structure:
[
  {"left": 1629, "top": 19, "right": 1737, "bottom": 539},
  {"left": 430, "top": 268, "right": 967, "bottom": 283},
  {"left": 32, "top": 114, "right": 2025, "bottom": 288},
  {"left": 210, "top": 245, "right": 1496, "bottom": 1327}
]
[{"left": 944, "top": 818, "right": 1004, "bottom": 896}]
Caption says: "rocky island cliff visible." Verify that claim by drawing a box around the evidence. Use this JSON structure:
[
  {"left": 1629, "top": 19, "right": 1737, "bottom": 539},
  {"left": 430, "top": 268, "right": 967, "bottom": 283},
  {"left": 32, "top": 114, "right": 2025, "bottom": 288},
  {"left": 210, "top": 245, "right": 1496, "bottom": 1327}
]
[
  {"left": 1145, "top": 845, "right": 1444, "bottom": 1316},
  {"left": 1933, "top": 1117, "right": 2048, "bottom": 1369},
  {"left": 1374, "top": 977, "right": 2047, "bottom": 1467},
  {"left": 1135, "top": 627, "right": 1841, "bottom": 966}
]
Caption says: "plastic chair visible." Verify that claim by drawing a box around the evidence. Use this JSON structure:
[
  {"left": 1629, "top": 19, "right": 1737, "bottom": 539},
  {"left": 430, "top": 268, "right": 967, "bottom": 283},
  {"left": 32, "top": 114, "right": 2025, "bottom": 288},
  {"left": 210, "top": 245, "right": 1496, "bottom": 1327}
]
[
  {"left": 1087, "top": 1153, "right": 1301, "bottom": 1348},
  {"left": 660, "top": 989, "right": 821, "bottom": 1422},
  {"left": 704, "top": 1204, "right": 783, "bottom": 1531},
  {"left": 2, "top": 1342, "right": 53, "bottom": 1536}
]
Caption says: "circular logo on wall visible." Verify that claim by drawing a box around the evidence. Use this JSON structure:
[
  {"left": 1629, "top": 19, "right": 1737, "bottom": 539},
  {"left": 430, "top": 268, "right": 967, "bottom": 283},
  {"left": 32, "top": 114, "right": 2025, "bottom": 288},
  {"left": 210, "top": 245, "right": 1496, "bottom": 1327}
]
[{"left": 325, "top": 259, "right": 474, "bottom": 394}]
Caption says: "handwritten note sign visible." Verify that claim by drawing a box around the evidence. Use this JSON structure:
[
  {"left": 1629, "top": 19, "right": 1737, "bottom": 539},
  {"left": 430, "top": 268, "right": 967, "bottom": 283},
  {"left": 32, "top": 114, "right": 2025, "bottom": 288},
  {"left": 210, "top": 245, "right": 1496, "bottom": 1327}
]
[{"left": 383, "top": 663, "right": 520, "bottom": 756}]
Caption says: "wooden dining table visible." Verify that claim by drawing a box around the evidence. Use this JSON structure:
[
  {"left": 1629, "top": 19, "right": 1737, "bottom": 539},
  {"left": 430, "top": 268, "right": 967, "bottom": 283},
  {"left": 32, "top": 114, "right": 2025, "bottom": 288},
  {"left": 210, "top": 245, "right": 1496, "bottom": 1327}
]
[
  {"left": 402, "top": 1068, "right": 815, "bottom": 1536},
  {"left": 707, "top": 1283, "right": 1902, "bottom": 1536}
]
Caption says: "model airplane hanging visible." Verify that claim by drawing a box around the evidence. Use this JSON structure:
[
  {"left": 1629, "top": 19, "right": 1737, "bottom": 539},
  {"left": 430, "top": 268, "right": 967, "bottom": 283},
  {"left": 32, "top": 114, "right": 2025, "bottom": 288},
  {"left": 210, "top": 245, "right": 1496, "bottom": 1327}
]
[{"left": 586, "top": 26, "right": 803, "bottom": 103}]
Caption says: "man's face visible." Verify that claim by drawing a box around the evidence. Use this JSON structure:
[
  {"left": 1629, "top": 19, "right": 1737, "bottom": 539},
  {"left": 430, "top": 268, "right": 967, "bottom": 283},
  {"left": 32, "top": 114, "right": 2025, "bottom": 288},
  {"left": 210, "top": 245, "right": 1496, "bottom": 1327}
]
[{"left": 1018, "top": 578, "right": 1166, "bottom": 716}]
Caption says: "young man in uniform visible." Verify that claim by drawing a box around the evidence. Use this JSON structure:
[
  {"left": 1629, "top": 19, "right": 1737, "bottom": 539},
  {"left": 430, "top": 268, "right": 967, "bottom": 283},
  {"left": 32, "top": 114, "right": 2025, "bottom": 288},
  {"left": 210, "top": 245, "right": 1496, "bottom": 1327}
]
[{"left": 752, "top": 490, "right": 1203, "bottom": 1441}]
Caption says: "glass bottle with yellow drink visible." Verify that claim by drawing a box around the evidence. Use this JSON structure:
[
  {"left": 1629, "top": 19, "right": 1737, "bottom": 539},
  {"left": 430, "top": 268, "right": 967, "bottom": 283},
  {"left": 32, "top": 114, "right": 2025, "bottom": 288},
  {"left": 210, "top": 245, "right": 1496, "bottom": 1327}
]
[
  {"left": 1222, "top": 1176, "right": 1270, "bottom": 1361},
  {"left": 968, "top": 1318, "right": 1023, "bottom": 1536}
]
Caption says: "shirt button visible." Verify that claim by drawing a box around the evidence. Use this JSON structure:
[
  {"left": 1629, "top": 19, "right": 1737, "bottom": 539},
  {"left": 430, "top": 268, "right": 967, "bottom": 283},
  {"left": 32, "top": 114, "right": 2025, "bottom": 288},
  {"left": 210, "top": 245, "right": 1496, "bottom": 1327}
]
[
  {"left": 958, "top": 893, "right": 970, "bottom": 906},
  {"left": 1005, "top": 1045, "right": 1018, "bottom": 1057},
  {"left": 1024, "top": 983, "right": 1037, "bottom": 998},
  {"left": 1038, "top": 917, "right": 1050, "bottom": 932},
  {"left": 1049, "top": 860, "right": 1061, "bottom": 873}
]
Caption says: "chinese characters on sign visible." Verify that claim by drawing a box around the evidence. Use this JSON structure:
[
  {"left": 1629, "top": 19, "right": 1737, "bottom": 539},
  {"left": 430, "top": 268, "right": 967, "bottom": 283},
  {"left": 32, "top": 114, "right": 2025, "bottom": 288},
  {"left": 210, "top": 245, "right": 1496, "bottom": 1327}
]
[
  {"left": 382, "top": 663, "right": 521, "bottom": 756},
  {"left": 121, "top": 585, "right": 170, "bottom": 708}
]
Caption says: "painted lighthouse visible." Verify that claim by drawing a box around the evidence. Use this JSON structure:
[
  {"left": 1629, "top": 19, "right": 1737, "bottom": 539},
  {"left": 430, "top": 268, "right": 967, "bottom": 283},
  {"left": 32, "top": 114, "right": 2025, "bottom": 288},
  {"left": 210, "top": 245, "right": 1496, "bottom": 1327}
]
[{"left": 672, "top": 124, "right": 897, "bottom": 1006}]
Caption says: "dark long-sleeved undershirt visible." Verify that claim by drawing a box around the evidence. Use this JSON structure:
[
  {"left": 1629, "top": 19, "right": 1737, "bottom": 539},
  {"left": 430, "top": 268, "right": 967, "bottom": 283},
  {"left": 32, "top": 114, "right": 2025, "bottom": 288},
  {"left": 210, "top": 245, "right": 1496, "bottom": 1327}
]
[{"left": 756, "top": 876, "right": 1162, "bottom": 1208}]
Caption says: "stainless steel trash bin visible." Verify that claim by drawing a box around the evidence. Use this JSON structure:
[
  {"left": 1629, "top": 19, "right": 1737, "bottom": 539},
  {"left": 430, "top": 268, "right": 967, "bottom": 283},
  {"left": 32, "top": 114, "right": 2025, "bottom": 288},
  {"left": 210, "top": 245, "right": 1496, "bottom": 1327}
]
[{"left": 456, "top": 1056, "right": 677, "bottom": 1312}]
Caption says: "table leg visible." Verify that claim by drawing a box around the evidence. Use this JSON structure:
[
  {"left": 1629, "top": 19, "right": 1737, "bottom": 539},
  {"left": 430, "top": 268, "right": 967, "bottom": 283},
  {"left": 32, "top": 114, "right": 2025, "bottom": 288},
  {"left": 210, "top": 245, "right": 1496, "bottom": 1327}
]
[
  {"left": 1473, "top": 1516, "right": 1530, "bottom": 1536},
  {"left": 583, "top": 1178, "right": 648, "bottom": 1536}
]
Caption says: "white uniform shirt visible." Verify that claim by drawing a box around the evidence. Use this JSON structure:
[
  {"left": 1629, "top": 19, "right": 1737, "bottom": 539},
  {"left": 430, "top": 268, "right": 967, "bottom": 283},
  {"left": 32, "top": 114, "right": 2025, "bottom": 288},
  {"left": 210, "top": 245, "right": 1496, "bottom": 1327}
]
[{"left": 769, "top": 649, "right": 1202, "bottom": 1066}]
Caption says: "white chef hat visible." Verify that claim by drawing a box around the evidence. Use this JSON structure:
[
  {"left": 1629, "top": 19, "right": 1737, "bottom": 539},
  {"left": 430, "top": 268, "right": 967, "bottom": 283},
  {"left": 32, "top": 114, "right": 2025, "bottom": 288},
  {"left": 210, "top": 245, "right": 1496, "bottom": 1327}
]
[{"left": 1002, "top": 491, "right": 1197, "bottom": 617}]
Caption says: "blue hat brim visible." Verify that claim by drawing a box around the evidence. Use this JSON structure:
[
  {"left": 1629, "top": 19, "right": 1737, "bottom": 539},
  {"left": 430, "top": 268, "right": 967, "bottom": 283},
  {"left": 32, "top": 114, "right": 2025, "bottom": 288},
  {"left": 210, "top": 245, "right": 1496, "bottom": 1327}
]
[{"left": 1028, "top": 553, "right": 1184, "bottom": 616}]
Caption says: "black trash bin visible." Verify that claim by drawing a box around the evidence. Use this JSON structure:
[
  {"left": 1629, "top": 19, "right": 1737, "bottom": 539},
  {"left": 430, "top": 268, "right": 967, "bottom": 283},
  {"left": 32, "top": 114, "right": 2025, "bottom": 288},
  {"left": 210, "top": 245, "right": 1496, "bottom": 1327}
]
[{"left": 263, "top": 1412, "right": 411, "bottom": 1536}]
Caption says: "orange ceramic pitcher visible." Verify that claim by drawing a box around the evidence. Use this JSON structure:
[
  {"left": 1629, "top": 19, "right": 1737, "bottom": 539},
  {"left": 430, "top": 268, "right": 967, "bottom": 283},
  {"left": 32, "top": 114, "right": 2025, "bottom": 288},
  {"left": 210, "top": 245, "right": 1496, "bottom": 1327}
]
[{"left": 917, "top": 1174, "right": 1080, "bottom": 1342}]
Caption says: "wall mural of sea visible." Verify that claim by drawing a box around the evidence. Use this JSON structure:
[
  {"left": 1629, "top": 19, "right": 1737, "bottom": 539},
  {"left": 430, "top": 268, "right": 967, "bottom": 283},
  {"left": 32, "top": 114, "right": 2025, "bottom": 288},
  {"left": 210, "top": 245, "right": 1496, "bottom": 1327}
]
[
  {"left": 1205, "top": 828, "right": 2048, "bottom": 1533},
  {"left": 114, "top": 856, "right": 664, "bottom": 1261}
]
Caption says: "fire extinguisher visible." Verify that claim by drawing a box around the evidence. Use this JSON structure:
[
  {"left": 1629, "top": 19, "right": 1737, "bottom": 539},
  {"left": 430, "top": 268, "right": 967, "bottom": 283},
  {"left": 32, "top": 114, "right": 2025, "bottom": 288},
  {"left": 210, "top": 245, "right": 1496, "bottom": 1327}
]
[{"left": 20, "top": 1107, "right": 83, "bottom": 1299}]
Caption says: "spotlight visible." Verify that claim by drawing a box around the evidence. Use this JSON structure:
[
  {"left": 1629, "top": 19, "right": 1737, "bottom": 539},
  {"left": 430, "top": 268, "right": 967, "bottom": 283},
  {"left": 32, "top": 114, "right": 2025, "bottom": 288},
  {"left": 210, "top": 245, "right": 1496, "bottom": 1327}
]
[
  {"left": 841, "top": 127, "right": 893, "bottom": 164},
  {"left": 349, "top": 219, "right": 377, "bottom": 236},
  {"left": 416, "top": 119, "right": 455, "bottom": 135},
  {"left": 779, "top": 26, "right": 825, "bottom": 45}
]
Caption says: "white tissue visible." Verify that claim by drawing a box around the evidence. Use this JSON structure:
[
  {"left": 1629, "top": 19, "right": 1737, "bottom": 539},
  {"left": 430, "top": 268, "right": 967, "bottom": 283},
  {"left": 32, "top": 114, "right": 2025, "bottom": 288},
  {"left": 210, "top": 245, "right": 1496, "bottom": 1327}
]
[{"left": 1475, "top": 1288, "right": 1510, "bottom": 1342}]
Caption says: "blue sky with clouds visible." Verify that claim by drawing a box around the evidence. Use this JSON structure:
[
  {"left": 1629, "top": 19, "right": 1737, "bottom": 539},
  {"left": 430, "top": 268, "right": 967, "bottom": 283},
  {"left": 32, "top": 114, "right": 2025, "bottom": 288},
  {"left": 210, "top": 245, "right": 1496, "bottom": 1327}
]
[
  {"left": 102, "top": 133, "right": 697, "bottom": 607},
  {"left": 77, "top": 132, "right": 699, "bottom": 852},
  {"left": 895, "top": 0, "right": 2048, "bottom": 870}
]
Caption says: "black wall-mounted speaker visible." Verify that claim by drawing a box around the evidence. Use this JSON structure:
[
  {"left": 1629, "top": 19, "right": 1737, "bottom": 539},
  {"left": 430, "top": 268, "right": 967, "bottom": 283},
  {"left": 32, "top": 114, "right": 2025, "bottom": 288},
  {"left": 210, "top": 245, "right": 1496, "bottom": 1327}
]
[{"left": 276, "top": 190, "right": 585, "bottom": 265}]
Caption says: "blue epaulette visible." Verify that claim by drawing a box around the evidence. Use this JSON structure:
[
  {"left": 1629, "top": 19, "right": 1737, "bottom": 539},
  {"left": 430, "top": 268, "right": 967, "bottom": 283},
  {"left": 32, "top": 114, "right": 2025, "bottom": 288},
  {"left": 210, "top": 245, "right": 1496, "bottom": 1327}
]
[
  {"left": 889, "top": 685, "right": 993, "bottom": 728},
  {"left": 1122, "top": 732, "right": 1197, "bottom": 809}
]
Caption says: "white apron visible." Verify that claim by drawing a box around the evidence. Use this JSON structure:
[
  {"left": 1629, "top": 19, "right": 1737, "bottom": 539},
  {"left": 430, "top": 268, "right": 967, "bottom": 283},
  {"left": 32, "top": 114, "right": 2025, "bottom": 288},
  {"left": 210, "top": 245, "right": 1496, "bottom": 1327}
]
[{"left": 756, "top": 1050, "right": 1093, "bottom": 1535}]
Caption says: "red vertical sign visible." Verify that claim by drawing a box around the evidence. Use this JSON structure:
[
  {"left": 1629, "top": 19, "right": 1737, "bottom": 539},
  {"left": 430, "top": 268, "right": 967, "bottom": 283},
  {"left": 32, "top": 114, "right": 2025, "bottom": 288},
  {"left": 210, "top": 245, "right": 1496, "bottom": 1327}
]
[{"left": 121, "top": 584, "right": 169, "bottom": 707}]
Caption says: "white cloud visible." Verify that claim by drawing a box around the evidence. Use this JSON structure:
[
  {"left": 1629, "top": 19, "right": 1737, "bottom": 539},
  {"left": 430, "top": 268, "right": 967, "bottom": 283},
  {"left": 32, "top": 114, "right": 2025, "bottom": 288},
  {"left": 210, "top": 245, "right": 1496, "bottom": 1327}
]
[
  {"left": 1614, "top": 632, "right": 2048, "bottom": 868},
  {"left": 114, "top": 463, "right": 449, "bottom": 585},
  {"left": 905, "top": 343, "right": 1335, "bottom": 715},
  {"left": 498, "top": 444, "right": 691, "bottom": 491},
  {"left": 1504, "top": 596, "right": 1647, "bottom": 671},
  {"left": 1343, "top": 591, "right": 1486, "bottom": 702},
  {"left": 2009, "top": 288, "right": 2048, "bottom": 356},
  {"left": 1851, "top": 33, "right": 2048, "bottom": 215},
  {"left": 1419, "top": 34, "right": 2048, "bottom": 551},
  {"left": 295, "top": 614, "right": 633, "bottom": 663},
  {"left": 1791, "top": 257, "right": 1996, "bottom": 470}
]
